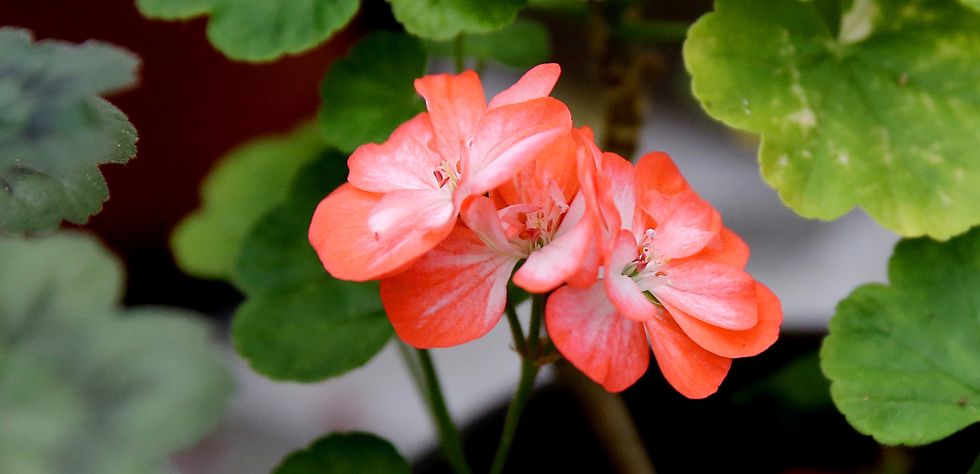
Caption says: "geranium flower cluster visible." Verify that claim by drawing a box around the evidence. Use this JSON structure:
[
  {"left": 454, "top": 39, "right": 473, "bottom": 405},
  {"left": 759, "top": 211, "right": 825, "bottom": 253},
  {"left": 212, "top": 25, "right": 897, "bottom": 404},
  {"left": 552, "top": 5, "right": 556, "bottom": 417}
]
[{"left": 309, "top": 64, "right": 781, "bottom": 398}]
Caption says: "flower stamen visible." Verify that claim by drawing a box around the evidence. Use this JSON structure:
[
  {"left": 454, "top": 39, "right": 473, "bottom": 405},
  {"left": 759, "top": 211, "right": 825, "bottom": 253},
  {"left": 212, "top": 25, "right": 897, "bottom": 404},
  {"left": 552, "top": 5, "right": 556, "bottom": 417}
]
[
  {"left": 433, "top": 160, "right": 461, "bottom": 191},
  {"left": 623, "top": 228, "right": 671, "bottom": 288}
]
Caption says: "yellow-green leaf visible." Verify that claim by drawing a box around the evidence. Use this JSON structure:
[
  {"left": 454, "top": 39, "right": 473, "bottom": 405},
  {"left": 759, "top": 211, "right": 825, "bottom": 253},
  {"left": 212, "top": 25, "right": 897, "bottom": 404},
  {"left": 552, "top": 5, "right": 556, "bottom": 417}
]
[
  {"left": 685, "top": 0, "right": 980, "bottom": 239},
  {"left": 171, "top": 123, "right": 326, "bottom": 280}
]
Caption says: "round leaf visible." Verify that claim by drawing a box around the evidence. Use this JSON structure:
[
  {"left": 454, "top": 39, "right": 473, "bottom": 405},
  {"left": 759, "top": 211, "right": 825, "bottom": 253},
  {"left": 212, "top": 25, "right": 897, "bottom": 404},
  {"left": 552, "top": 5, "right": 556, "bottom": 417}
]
[
  {"left": 171, "top": 123, "right": 326, "bottom": 280},
  {"left": 231, "top": 152, "right": 390, "bottom": 382},
  {"left": 424, "top": 19, "right": 551, "bottom": 68},
  {"left": 388, "top": 0, "right": 527, "bottom": 40},
  {"left": 318, "top": 31, "right": 427, "bottom": 153},
  {"left": 136, "top": 0, "right": 360, "bottom": 62},
  {"left": 0, "top": 233, "right": 233, "bottom": 472},
  {"left": 135, "top": 0, "right": 211, "bottom": 19},
  {"left": 232, "top": 280, "right": 391, "bottom": 382},
  {"left": 0, "top": 29, "right": 138, "bottom": 234},
  {"left": 684, "top": 0, "right": 980, "bottom": 239},
  {"left": 275, "top": 432, "right": 410, "bottom": 474},
  {"left": 232, "top": 150, "right": 348, "bottom": 293},
  {"left": 821, "top": 226, "right": 980, "bottom": 445},
  {"left": 0, "top": 232, "right": 122, "bottom": 334}
]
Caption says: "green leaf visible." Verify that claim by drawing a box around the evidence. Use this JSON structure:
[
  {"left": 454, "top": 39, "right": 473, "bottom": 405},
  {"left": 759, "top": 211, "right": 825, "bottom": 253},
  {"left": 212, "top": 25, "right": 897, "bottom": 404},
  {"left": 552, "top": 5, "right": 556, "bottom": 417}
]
[
  {"left": 135, "top": 0, "right": 211, "bottom": 19},
  {"left": 0, "top": 28, "right": 138, "bottom": 234},
  {"left": 735, "top": 351, "right": 832, "bottom": 411},
  {"left": 275, "top": 432, "right": 410, "bottom": 474},
  {"left": 232, "top": 153, "right": 391, "bottom": 382},
  {"left": 425, "top": 19, "right": 551, "bottom": 68},
  {"left": 821, "top": 226, "right": 980, "bottom": 446},
  {"left": 970, "top": 452, "right": 980, "bottom": 474},
  {"left": 232, "top": 280, "right": 391, "bottom": 382},
  {"left": 0, "top": 232, "right": 233, "bottom": 473},
  {"left": 318, "top": 31, "right": 427, "bottom": 153},
  {"left": 388, "top": 0, "right": 527, "bottom": 40},
  {"left": 684, "top": 0, "right": 980, "bottom": 239},
  {"left": 136, "top": 0, "right": 360, "bottom": 62},
  {"left": 232, "top": 150, "right": 347, "bottom": 293},
  {"left": 171, "top": 123, "right": 326, "bottom": 280},
  {"left": 962, "top": 0, "right": 980, "bottom": 13}
]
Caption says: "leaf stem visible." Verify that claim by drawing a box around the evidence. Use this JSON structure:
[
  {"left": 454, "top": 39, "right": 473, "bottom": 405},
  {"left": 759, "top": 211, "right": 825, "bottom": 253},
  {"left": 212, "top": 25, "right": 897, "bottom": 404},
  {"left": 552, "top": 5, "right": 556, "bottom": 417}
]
[
  {"left": 417, "top": 348, "right": 471, "bottom": 474},
  {"left": 489, "top": 293, "right": 546, "bottom": 474}
]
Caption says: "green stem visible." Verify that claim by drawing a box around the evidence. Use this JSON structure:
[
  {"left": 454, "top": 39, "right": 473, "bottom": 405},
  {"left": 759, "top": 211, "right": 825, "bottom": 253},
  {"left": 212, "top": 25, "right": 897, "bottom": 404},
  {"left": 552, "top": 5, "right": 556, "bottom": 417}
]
[
  {"left": 454, "top": 34, "right": 466, "bottom": 73},
  {"left": 396, "top": 340, "right": 426, "bottom": 396},
  {"left": 417, "top": 349, "right": 471, "bottom": 474},
  {"left": 489, "top": 293, "right": 546, "bottom": 474},
  {"left": 504, "top": 297, "right": 527, "bottom": 356}
]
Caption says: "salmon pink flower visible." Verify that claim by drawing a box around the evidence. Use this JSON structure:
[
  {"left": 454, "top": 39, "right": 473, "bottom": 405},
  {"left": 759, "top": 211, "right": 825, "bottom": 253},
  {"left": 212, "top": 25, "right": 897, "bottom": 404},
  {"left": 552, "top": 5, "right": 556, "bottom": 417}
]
[
  {"left": 379, "top": 129, "right": 601, "bottom": 348},
  {"left": 309, "top": 64, "right": 573, "bottom": 282},
  {"left": 546, "top": 151, "right": 781, "bottom": 397}
]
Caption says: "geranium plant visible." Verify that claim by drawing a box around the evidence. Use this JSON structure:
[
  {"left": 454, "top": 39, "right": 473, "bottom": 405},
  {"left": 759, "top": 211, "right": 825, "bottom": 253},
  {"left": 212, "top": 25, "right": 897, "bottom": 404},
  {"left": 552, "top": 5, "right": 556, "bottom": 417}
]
[{"left": 2, "top": 0, "right": 978, "bottom": 472}]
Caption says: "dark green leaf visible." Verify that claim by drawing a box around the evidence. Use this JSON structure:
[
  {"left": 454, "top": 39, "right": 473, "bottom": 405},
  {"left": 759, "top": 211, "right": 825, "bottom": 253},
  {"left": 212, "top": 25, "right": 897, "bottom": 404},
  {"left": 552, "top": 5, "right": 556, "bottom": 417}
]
[
  {"left": 232, "top": 279, "right": 391, "bottom": 382},
  {"left": 425, "top": 19, "right": 551, "bottom": 68},
  {"left": 821, "top": 226, "right": 980, "bottom": 445},
  {"left": 231, "top": 152, "right": 391, "bottom": 382},
  {"left": 232, "top": 150, "right": 347, "bottom": 294},
  {"left": 171, "top": 123, "right": 327, "bottom": 280},
  {"left": 0, "top": 232, "right": 233, "bottom": 473},
  {"left": 0, "top": 28, "right": 138, "bottom": 234},
  {"left": 275, "top": 432, "right": 410, "bottom": 474},
  {"left": 387, "top": 0, "right": 527, "bottom": 40},
  {"left": 319, "top": 31, "right": 427, "bottom": 153},
  {"left": 735, "top": 351, "right": 832, "bottom": 411},
  {"left": 136, "top": 0, "right": 360, "bottom": 62},
  {"left": 684, "top": 0, "right": 980, "bottom": 239}
]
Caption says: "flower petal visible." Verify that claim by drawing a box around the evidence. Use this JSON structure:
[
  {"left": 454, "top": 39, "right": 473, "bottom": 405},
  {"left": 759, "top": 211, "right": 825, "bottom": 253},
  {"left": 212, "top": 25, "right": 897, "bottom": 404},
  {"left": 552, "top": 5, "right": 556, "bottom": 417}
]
[
  {"left": 653, "top": 259, "right": 758, "bottom": 330},
  {"left": 547, "top": 283, "right": 650, "bottom": 392},
  {"left": 513, "top": 194, "right": 593, "bottom": 293},
  {"left": 666, "top": 283, "right": 782, "bottom": 358},
  {"left": 641, "top": 189, "right": 721, "bottom": 261},
  {"left": 605, "top": 230, "right": 658, "bottom": 321},
  {"left": 414, "top": 71, "right": 486, "bottom": 162},
  {"left": 645, "top": 315, "right": 732, "bottom": 399},
  {"left": 460, "top": 196, "right": 523, "bottom": 257},
  {"left": 347, "top": 113, "right": 441, "bottom": 193},
  {"left": 597, "top": 152, "right": 636, "bottom": 234},
  {"left": 634, "top": 151, "right": 689, "bottom": 196},
  {"left": 309, "top": 184, "right": 454, "bottom": 281},
  {"left": 694, "top": 227, "right": 750, "bottom": 269},
  {"left": 367, "top": 188, "right": 455, "bottom": 237},
  {"left": 487, "top": 63, "right": 561, "bottom": 110},
  {"left": 492, "top": 130, "right": 580, "bottom": 207},
  {"left": 462, "top": 97, "right": 572, "bottom": 196},
  {"left": 380, "top": 226, "right": 518, "bottom": 348}
]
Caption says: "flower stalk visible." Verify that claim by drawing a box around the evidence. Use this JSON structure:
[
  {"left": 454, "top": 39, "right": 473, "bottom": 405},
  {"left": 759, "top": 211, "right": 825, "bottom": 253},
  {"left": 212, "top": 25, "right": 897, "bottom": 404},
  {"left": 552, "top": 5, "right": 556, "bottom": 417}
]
[
  {"left": 417, "top": 348, "right": 471, "bottom": 474},
  {"left": 489, "top": 293, "right": 546, "bottom": 474}
]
